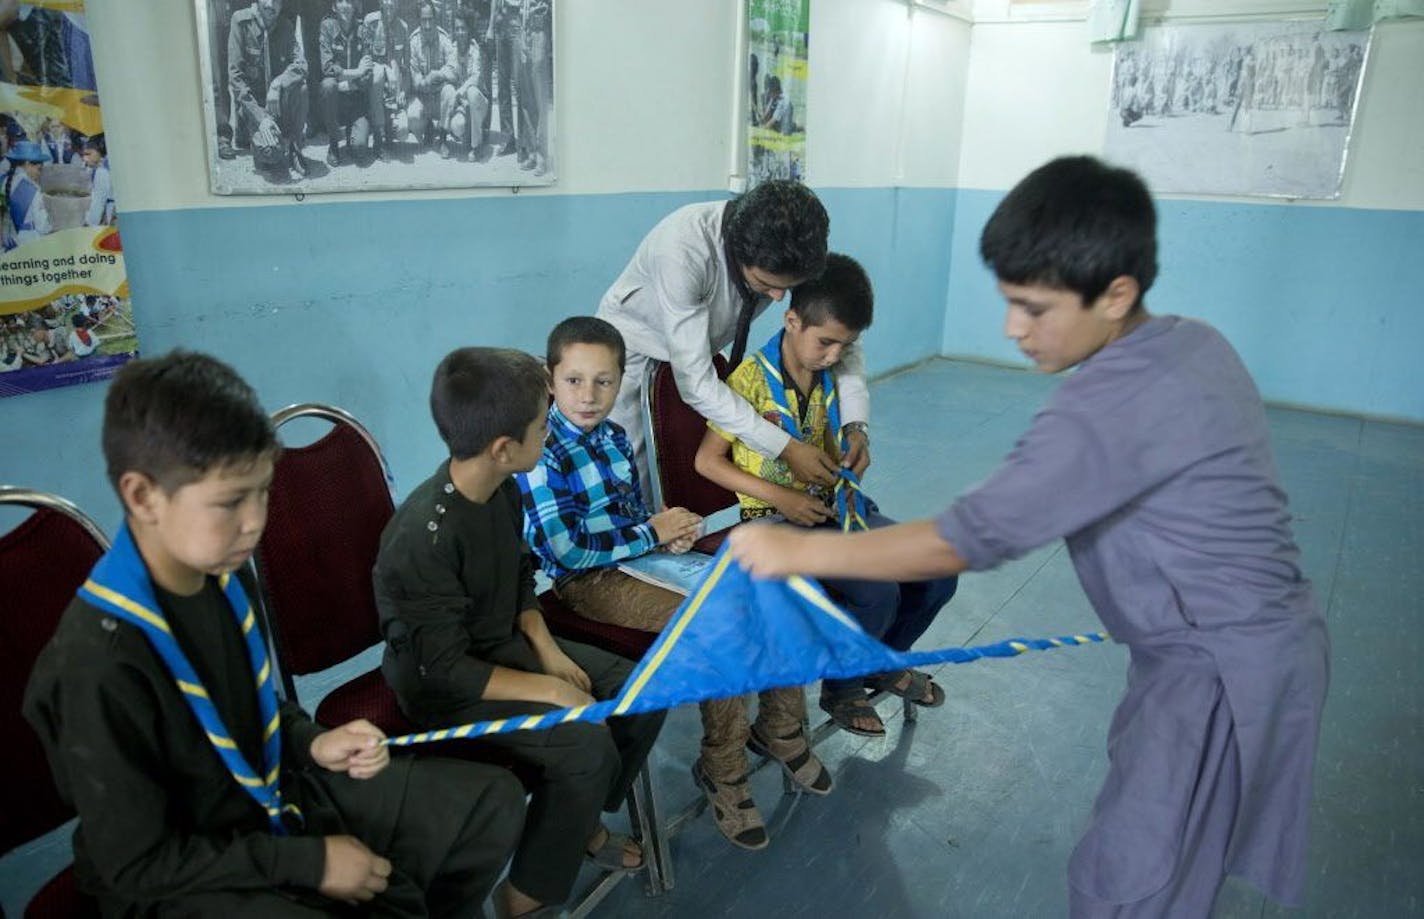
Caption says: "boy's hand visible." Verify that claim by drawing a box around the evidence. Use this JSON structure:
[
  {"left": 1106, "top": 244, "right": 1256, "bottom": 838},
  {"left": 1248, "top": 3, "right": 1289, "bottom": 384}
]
[
  {"left": 311, "top": 720, "right": 390, "bottom": 779},
  {"left": 538, "top": 647, "right": 592, "bottom": 693},
  {"left": 665, "top": 533, "right": 697, "bottom": 554},
  {"left": 781, "top": 439, "right": 838, "bottom": 488},
  {"left": 842, "top": 429, "right": 871, "bottom": 477},
  {"left": 649, "top": 506, "right": 701, "bottom": 545},
  {"left": 773, "top": 488, "right": 832, "bottom": 527},
  {"left": 728, "top": 524, "right": 809, "bottom": 579},
  {"left": 544, "top": 674, "right": 597, "bottom": 710},
  {"left": 319, "top": 835, "right": 391, "bottom": 904}
]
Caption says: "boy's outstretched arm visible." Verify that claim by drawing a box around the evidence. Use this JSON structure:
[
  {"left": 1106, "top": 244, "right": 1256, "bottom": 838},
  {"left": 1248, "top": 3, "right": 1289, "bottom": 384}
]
[
  {"left": 694, "top": 427, "right": 830, "bottom": 526},
  {"left": 728, "top": 519, "right": 966, "bottom": 582}
]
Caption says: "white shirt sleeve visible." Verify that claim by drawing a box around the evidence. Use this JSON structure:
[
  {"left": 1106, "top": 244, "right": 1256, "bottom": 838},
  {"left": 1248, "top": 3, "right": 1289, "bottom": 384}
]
[{"left": 835, "top": 341, "right": 870, "bottom": 429}]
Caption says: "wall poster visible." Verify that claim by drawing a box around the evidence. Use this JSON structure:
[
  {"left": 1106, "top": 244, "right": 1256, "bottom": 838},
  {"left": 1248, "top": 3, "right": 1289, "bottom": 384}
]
[
  {"left": 746, "top": 0, "right": 808, "bottom": 187},
  {"left": 0, "top": 0, "right": 136, "bottom": 398}
]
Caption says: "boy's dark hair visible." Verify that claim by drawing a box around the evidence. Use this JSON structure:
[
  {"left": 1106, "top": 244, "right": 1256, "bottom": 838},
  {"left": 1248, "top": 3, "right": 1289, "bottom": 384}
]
[
  {"left": 546, "top": 316, "right": 626, "bottom": 373},
  {"left": 430, "top": 347, "right": 547, "bottom": 460},
  {"left": 81, "top": 133, "right": 106, "bottom": 156},
  {"left": 789, "top": 252, "right": 874, "bottom": 332},
  {"left": 980, "top": 156, "right": 1158, "bottom": 310},
  {"left": 724, "top": 179, "right": 829, "bottom": 279},
  {"left": 102, "top": 350, "right": 277, "bottom": 496}
]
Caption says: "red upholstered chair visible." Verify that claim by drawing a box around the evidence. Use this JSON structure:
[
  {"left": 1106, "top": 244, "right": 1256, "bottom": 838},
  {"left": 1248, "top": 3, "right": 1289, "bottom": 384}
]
[
  {"left": 641, "top": 357, "right": 738, "bottom": 554},
  {"left": 256, "top": 403, "right": 555, "bottom": 762},
  {"left": 0, "top": 487, "right": 106, "bottom": 918},
  {"left": 253, "top": 404, "right": 404, "bottom": 730}
]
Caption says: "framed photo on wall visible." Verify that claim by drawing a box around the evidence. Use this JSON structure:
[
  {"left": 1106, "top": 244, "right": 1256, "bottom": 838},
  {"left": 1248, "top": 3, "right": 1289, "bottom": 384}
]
[
  {"left": 1104, "top": 20, "right": 1371, "bottom": 199},
  {"left": 194, "top": 0, "right": 555, "bottom": 195}
]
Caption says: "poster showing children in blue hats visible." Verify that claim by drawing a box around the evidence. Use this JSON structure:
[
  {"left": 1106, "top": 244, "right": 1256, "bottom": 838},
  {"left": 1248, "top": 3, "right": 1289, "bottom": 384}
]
[{"left": 0, "top": 1, "right": 137, "bottom": 398}]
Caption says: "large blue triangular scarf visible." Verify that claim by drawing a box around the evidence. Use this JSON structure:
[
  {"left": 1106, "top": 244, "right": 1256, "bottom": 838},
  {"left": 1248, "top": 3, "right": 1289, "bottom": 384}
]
[{"left": 386, "top": 547, "right": 1106, "bottom": 747}]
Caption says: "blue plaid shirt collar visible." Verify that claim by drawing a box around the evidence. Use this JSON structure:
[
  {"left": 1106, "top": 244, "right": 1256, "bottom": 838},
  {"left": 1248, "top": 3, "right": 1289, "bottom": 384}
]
[{"left": 547, "top": 403, "right": 615, "bottom": 449}]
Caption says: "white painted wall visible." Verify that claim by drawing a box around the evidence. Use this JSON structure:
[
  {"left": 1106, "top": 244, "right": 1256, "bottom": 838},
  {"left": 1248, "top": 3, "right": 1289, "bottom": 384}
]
[
  {"left": 807, "top": 0, "right": 971, "bottom": 188},
  {"left": 82, "top": 0, "right": 971, "bottom": 213}
]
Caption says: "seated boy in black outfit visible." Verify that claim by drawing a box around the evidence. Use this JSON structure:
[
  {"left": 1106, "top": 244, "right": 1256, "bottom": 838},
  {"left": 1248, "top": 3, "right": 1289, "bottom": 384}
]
[
  {"left": 23, "top": 350, "right": 524, "bottom": 917},
  {"left": 374, "top": 347, "right": 667, "bottom": 919}
]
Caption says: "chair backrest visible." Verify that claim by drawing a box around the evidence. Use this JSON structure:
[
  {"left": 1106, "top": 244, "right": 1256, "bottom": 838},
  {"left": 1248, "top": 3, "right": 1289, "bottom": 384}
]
[
  {"left": 256, "top": 404, "right": 395, "bottom": 686},
  {"left": 0, "top": 488, "right": 108, "bottom": 856},
  {"left": 641, "top": 357, "right": 738, "bottom": 519}
]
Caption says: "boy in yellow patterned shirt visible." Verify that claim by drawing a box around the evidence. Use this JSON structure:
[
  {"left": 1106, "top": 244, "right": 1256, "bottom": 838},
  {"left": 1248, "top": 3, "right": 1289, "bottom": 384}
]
[{"left": 696, "top": 253, "right": 958, "bottom": 737}]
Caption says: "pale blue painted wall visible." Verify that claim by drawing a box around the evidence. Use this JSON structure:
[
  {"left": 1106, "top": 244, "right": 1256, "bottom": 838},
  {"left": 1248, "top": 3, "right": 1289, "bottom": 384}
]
[
  {"left": 0, "top": 186, "right": 956, "bottom": 525},
  {"left": 943, "top": 189, "right": 1424, "bottom": 424}
]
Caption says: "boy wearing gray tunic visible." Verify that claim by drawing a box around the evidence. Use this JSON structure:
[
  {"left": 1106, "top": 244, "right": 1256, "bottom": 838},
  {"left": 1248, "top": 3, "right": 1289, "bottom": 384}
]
[{"left": 726, "top": 156, "right": 1329, "bottom": 917}]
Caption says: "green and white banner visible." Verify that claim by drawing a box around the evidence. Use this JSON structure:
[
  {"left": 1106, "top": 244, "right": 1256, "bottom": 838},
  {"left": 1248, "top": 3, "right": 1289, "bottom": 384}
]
[{"left": 746, "top": 0, "right": 808, "bottom": 186}]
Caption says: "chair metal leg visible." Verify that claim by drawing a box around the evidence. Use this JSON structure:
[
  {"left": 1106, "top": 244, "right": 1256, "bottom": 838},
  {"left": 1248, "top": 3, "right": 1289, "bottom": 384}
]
[
  {"left": 563, "top": 765, "right": 667, "bottom": 917},
  {"left": 627, "top": 764, "right": 672, "bottom": 895}
]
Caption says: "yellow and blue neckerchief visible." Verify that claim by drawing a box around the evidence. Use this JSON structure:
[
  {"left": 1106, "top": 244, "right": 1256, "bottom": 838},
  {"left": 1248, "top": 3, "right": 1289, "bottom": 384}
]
[
  {"left": 78, "top": 524, "right": 299, "bottom": 834},
  {"left": 753, "top": 330, "right": 870, "bottom": 532}
]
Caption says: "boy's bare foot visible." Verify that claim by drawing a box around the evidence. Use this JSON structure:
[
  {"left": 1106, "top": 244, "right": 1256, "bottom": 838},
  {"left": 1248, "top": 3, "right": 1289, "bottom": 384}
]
[{"left": 585, "top": 825, "right": 644, "bottom": 870}]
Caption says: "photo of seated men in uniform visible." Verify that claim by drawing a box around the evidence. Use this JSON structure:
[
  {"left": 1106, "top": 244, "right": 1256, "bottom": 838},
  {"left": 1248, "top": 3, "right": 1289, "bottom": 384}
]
[
  {"left": 406, "top": 2, "right": 458, "bottom": 157},
  {"left": 362, "top": 0, "right": 411, "bottom": 160},
  {"left": 447, "top": 14, "right": 491, "bottom": 161},
  {"left": 318, "top": 0, "right": 375, "bottom": 167},
  {"left": 228, "top": 0, "right": 310, "bottom": 179}
]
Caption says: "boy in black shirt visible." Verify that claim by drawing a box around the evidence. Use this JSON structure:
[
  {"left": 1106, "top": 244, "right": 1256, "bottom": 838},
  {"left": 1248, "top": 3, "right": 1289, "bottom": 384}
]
[
  {"left": 375, "top": 347, "right": 665, "bottom": 918},
  {"left": 25, "top": 350, "right": 523, "bottom": 916}
]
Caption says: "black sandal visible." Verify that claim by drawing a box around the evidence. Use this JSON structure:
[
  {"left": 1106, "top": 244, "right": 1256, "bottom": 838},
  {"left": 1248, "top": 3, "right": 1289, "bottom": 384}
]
[
  {"left": 865, "top": 669, "right": 945, "bottom": 708},
  {"left": 818, "top": 689, "right": 886, "bottom": 737}
]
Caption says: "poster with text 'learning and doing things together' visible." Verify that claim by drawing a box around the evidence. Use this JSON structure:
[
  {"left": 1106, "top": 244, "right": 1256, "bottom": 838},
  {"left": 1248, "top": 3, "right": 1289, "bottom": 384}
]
[{"left": 0, "top": 0, "right": 136, "bottom": 398}]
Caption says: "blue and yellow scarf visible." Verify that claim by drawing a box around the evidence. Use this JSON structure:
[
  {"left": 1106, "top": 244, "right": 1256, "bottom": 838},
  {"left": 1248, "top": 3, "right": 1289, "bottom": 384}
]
[
  {"left": 77, "top": 525, "right": 298, "bottom": 834},
  {"left": 754, "top": 330, "right": 870, "bottom": 531}
]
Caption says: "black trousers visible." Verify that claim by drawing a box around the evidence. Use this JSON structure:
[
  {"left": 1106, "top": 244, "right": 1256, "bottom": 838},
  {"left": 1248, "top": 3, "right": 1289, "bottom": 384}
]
[
  {"left": 151, "top": 758, "right": 524, "bottom": 918},
  {"left": 413, "top": 638, "right": 665, "bottom": 906}
]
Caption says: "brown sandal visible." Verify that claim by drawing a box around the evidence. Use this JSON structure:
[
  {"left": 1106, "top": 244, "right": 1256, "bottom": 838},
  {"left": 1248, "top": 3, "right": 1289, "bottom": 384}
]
[
  {"left": 746, "top": 723, "right": 834, "bottom": 796},
  {"left": 692, "top": 758, "right": 769, "bottom": 850}
]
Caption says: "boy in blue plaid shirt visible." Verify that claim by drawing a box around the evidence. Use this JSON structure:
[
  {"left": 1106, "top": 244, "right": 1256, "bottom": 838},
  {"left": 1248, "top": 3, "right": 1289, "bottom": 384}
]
[
  {"left": 519, "top": 316, "right": 837, "bottom": 851},
  {"left": 517, "top": 317, "right": 702, "bottom": 581}
]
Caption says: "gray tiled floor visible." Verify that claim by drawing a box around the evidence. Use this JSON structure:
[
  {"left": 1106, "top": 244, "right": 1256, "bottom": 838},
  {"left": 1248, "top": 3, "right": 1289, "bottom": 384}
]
[{"left": 3, "top": 358, "right": 1421, "bottom": 917}]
